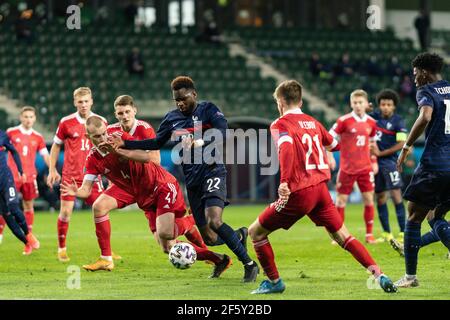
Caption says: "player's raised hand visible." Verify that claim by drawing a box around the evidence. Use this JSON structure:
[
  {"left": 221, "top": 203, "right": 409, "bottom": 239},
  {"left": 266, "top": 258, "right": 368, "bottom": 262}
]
[
  {"left": 278, "top": 182, "right": 291, "bottom": 201},
  {"left": 181, "top": 136, "right": 194, "bottom": 150},
  {"left": 107, "top": 133, "right": 125, "bottom": 150},
  {"left": 396, "top": 147, "right": 411, "bottom": 173},
  {"left": 98, "top": 142, "right": 115, "bottom": 153},
  {"left": 60, "top": 178, "right": 78, "bottom": 197},
  {"left": 47, "top": 170, "right": 61, "bottom": 188}
]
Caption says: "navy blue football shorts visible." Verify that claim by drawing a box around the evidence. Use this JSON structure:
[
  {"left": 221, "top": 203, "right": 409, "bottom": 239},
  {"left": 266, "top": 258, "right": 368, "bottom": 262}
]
[
  {"left": 403, "top": 165, "right": 450, "bottom": 210},
  {"left": 375, "top": 164, "right": 404, "bottom": 193},
  {"left": 187, "top": 174, "right": 229, "bottom": 227}
]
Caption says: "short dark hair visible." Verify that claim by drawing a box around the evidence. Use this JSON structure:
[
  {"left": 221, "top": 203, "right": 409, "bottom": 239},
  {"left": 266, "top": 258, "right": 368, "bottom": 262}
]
[
  {"left": 114, "top": 95, "right": 136, "bottom": 109},
  {"left": 412, "top": 52, "right": 444, "bottom": 74},
  {"left": 376, "top": 89, "right": 399, "bottom": 106},
  {"left": 273, "top": 80, "right": 303, "bottom": 105},
  {"left": 171, "top": 76, "right": 195, "bottom": 91}
]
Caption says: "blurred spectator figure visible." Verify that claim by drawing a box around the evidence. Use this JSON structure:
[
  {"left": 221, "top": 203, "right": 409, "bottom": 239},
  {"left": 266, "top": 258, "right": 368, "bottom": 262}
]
[
  {"left": 127, "top": 47, "right": 145, "bottom": 77},
  {"left": 333, "top": 53, "right": 354, "bottom": 77},
  {"left": 399, "top": 75, "right": 415, "bottom": 101},
  {"left": 124, "top": 1, "right": 138, "bottom": 25},
  {"left": 309, "top": 53, "right": 323, "bottom": 77},
  {"left": 337, "top": 12, "right": 349, "bottom": 29},
  {"left": 195, "top": 10, "right": 223, "bottom": 45},
  {"left": 386, "top": 56, "right": 403, "bottom": 82},
  {"left": 16, "top": 9, "right": 34, "bottom": 44},
  {"left": 365, "top": 55, "right": 383, "bottom": 77},
  {"left": 414, "top": 9, "right": 430, "bottom": 51},
  {"left": 272, "top": 11, "right": 283, "bottom": 28}
]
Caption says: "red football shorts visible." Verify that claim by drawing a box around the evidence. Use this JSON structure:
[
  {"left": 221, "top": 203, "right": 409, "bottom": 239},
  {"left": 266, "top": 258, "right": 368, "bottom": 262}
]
[
  {"left": 60, "top": 177, "right": 103, "bottom": 205},
  {"left": 15, "top": 179, "right": 39, "bottom": 201},
  {"left": 104, "top": 183, "right": 155, "bottom": 231},
  {"left": 336, "top": 170, "right": 375, "bottom": 195},
  {"left": 137, "top": 181, "right": 187, "bottom": 232},
  {"left": 258, "top": 182, "right": 343, "bottom": 233}
]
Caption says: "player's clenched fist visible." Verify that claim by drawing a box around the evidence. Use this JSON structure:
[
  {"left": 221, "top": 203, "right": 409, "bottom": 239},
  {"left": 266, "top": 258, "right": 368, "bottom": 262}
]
[{"left": 107, "top": 132, "right": 125, "bottom": 150}]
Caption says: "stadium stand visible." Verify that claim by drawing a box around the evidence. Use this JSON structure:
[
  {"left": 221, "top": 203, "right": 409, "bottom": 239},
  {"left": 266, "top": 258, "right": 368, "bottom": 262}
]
[
  {"left": 226, "top": 26, "right": 433, "bottom": 127},
  {"left": 0, "top": 20, "right": 279, "bottom": 129}
]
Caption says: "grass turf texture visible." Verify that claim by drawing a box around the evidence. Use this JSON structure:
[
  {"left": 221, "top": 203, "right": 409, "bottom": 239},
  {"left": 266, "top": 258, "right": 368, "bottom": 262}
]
[{"left": 0, "top": 204, "right": 448, "bottom": 300}]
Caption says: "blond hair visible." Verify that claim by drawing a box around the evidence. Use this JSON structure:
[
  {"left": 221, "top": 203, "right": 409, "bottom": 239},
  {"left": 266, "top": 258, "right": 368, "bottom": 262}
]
[
  {"left": 273, "top": 80, "right": 303, "bottom": 105},
  {"left": 73, "top": 87, "right": 92, "bottom": 98},
  {"left": 350, "top": 89, "right": 369, "bottom": 101},
  {"left": 20, "top": 106, "right": 36, "bottom": 115}
]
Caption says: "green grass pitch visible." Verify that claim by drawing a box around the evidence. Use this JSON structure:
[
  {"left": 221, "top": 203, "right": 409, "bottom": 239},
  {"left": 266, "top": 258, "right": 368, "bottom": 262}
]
[{"left": 0, "top": 204, "right": 448, "bottom": 300}]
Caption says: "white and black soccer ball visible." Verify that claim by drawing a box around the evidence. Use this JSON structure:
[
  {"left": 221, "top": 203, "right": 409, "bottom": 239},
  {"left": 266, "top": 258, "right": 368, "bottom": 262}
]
[{"left": 169, "top": 242, "right": 197, "bottom": 269}]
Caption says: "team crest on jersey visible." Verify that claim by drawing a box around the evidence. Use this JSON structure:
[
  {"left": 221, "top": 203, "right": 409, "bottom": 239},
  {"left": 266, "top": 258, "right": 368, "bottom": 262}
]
[
  {"left": 73, "top": 132, "right": 80, "bottom": 138},
  {"left": 104, "top": 168, "right": 110, "bottom": 174},
  {"left": 351, "top": 128, "right": 357, "bottom": 133},
  {"left": 386, "top": 122, "right": 392, "bottom": 130},
  {"left": 15, "top": 138, "right": 21, "bottom": 143}
]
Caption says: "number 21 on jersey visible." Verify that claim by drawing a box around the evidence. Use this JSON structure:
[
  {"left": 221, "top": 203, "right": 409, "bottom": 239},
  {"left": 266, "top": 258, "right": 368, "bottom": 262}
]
[{"left": 301, "top": 133, "right": 328, "bottom": 170}]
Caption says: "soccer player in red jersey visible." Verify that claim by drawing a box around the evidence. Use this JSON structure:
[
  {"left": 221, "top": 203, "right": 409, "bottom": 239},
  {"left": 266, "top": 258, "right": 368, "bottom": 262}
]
[
  {"left": 328, "top": 89, "right": 378, "bottom": 244},
  {"left": 47, "top": 87, "right": 105, "bottom": 262},
  {"left": 61, "top": 116, "right": 231, "bottom": 275},
  {"left": 99, "top": 95, "right": 161, "bottom": 233},
  {"left": 249, "top": 80, "right": 396, "bottom": 294},
  {"left": 1, "top": 107, "right": 50, "bottom": 254}
]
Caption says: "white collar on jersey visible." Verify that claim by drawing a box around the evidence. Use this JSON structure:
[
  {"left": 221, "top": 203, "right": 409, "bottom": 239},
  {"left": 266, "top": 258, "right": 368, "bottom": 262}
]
[
  {"left": 351, "top": 111, "right": 368, "bottom": 122},
  {"left": 76, "top": 112, "right": 93, "bottom": 124},
  {"left": 283, "top": 108, "right": 303, "bottom": 116},
  {"left": 128, "top": 119, "right": 139, "bottom": 136},
  {"left": 95, "top": 146, "right": 108, "bottom": 158},
  {"left": 18, "top": 125, "right": 33, "bottom": 135}
]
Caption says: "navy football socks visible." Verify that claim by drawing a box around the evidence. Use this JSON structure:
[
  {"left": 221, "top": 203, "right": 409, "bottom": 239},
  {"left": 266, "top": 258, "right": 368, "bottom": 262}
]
[
  {"left": 394, "top": 202, "right": 406, "bottom": 232},
  {"left": 1, "top": 212, "right": 27, "bottom": 244},
  {"left": 432, "top": 218, "right": 450, "bottom": 250},
  {"left": 377, "top": 203, "right": 390, "bottom": 233},
  {"left": 404, "top": 220, "right": 421, "bottom": 276},
  {"left": 215, "top": 223, "right": 252, "bottom": 264}
]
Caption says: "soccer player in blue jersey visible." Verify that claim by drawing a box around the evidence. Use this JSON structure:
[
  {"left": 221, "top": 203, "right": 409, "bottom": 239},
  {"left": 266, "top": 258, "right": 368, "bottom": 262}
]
[
  {"left": 396, "top": 52, "right": 450, "bottom": 287},
  {"left": 370, "top": 89, "right": 407, "bottom": 243},
  {"left": 108, "top": 76, "right": 259, "bottom": 282},
  {"left": 0, "top": 129, "right": 40, "bottom": 253}
]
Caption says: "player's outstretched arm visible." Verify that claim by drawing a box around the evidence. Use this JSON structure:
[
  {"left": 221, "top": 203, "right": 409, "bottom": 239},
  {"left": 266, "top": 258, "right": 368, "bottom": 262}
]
[
  {"left": 5, "top": 140, "right": 23, "bottom": 175},
  {"left": 115, "top": 149, "right": 152, "bottom": 163},
  {"left": 60, "top": 178, "right": 93, "bottom": 199},
  {"left": 397, "top": 105, "right": 433, "bottom": 171},
  {"left": 47, "top": 143, "right": 62, "bottom": 187}
]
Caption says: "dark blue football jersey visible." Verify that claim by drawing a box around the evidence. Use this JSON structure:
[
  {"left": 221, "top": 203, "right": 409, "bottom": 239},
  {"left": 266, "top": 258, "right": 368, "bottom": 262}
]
[
  {"left": 416, "top": 79, "right": 450, "bottom": 171},
  {"left": 371, "top": 111, "right": 408, "bottom": 167},
  {"left": 0, "top": 129, "right": 23, "bottom": 187},
  {"left": 124, "top": 101, "right": 227, "bottom": 187}
]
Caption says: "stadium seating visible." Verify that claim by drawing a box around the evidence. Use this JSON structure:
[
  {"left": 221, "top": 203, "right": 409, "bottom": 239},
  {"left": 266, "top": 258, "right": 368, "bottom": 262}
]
[
  {"left": 226, "top": 26, "right": 427, "bottom": 127},
  {"left": 0, "top": 20, "right": 279, "bottom": 129}
]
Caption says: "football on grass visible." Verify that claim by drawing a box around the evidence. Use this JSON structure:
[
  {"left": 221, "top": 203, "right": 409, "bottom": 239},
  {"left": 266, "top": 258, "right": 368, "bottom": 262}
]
[{"left": 169, "top": 242, "right": 197, "bottom": 269}]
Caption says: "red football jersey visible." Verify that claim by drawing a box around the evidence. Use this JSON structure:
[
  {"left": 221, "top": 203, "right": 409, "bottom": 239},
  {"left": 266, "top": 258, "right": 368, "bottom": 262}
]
[
  {"left": 84, "top": 132, "right": 175, "bottom": 208},
  {"left": 7, "top": 125, "right": 48, "bottom": 182},
  {"left": 53, "top": 112, "right": 106, "bottom": 180},
  {"left": 270, "top": 109, "right": 336, "bottom": 193},
  {"left": 107, "top": 119, "right": 156, "bottom": 140},
  {"left": 329, "top": 112, "right": 377, "bottom": 175}
]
